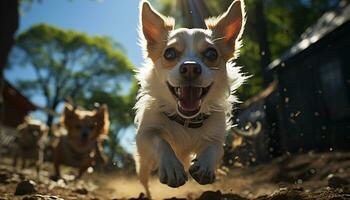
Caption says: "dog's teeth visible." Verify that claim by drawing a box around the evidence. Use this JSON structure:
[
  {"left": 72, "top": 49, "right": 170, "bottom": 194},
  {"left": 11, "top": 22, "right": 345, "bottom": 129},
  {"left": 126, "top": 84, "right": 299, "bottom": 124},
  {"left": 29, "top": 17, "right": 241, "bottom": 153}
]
[{"left": 199, "top": 88, "right": 203, "bottom": 96}]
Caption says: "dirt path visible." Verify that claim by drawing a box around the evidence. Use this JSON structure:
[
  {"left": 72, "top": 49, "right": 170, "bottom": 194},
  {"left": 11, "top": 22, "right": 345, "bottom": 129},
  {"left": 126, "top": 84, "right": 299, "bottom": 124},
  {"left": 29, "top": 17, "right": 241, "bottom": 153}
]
[{"left": 0, "top": 152, "right": 349, "bottom": 199}]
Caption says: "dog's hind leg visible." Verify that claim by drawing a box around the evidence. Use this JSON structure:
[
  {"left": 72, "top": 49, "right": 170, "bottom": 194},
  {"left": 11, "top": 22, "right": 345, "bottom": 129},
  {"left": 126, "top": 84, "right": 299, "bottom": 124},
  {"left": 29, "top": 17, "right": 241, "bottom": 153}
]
[
  {"left": 138, "top": 157, "right": 152, "bottom": 198},
  {"left": 12, "top": 150, "right": 18, "bottom": 168},
  {"left": 50, "top": 139, "right": 62, "bottom": 181},
  {"left": 136, "top": 132, "right": 158, "bottom": 198},
  {"left": 36, "top": 149, "right": 44, "bottom": 181},
  {"left": 21, "top": 154, "right": 27, "bottom": 169}
]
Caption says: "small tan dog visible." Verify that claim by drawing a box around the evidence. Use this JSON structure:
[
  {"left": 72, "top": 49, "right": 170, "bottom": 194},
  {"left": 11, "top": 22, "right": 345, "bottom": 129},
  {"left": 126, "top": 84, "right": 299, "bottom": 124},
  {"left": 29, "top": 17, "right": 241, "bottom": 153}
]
[
  {"left": 51, "top": 103, "right": 109, "bottom": 180},
  {"left": 135, "top": 0, "right": 246, "bottom": 197},
  {"left": 13, "top": 117, "right": 48, "bottom": 175}
]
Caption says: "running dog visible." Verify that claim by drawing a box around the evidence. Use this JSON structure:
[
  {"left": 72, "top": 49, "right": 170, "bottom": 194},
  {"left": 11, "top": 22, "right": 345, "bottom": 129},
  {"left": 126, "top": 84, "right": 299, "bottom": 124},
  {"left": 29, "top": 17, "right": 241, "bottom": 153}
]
[
  {"left": 135, "top": 0, "right": 246, "bottom": 197},
  {"left": 13, "top": 117, "right": 48, "bottom": 176},
  {"left": 51, "top": 103, "right": 109, "bottom": 180}
]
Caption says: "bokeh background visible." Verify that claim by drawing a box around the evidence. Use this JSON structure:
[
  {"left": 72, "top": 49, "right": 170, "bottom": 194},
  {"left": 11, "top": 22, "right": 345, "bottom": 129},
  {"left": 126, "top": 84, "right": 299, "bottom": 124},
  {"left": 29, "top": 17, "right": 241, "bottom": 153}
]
[{"left": 0, "top": 0, "right": 349, "bottom": 199}]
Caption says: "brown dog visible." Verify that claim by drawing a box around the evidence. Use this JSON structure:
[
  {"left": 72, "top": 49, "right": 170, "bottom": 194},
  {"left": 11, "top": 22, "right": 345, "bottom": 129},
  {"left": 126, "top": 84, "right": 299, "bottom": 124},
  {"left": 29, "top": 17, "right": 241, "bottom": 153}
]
[
  {"left": 13, "top": 117, "right": 48, "bottom": 176},
  {"left": 51, "top": 103, "right": 109, "bottom": 180}
]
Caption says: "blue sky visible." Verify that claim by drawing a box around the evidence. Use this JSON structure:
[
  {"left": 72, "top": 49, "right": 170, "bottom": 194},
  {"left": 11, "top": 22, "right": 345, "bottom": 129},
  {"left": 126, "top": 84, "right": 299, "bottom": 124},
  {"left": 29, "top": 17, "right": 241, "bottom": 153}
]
[
  {"left": 5, "top": 0, "right": 145, "bottom": 152},
  {"left": 21, "top": 0, "right": 142, "bottom": 65}
]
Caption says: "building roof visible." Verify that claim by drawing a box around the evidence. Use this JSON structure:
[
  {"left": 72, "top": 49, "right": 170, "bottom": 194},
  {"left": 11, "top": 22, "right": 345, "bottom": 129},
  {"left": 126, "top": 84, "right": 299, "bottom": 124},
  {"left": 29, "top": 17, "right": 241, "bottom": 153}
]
[
  {"left": 269, "top": 3, "right": 350, "bottom": 70},
  {"left": 3, "top": 80, "right": 36, "bottom": 111}
]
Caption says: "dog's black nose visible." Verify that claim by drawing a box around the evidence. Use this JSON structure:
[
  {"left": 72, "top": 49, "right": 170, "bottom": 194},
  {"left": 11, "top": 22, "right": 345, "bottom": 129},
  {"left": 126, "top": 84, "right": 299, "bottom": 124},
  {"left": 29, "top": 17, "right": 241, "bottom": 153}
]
[
  {"left": 81, "top": 129, "right": 89, "bottom": 141},
  {"left": 179, "top": 61, "right": 202, "bottom": 80}
]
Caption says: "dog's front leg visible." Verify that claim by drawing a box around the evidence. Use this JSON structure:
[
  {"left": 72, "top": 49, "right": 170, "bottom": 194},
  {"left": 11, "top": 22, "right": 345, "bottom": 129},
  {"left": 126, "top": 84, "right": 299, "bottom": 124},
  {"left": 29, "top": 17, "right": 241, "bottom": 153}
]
[
  {"left": 189, "top": 143, "right": 223, "bottom": 185},
  {"left": 158, "top": 139, "right": 188, "bottom": 188},
  {"left": 94, "top": 141, "right": 108, "bottom": 165},
  {"left": 76, "top": 158, "right": 93, "bottom": 180},
  {"left": 51, "top": 139, "right": 62, "bottom": 181},
  {"left": 137, "top": 131, "right": 187, "bottom": 198}
]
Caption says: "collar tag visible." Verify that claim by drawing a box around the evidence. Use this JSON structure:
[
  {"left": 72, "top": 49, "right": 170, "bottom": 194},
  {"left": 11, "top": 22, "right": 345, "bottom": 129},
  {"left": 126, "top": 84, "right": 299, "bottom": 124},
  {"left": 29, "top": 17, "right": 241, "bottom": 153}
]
[
  {"left": 163, "top": 112, "right": 210, "bottom": 129},
  {"left": 184, "top": 119, "right": 190, "bottom": 128}
]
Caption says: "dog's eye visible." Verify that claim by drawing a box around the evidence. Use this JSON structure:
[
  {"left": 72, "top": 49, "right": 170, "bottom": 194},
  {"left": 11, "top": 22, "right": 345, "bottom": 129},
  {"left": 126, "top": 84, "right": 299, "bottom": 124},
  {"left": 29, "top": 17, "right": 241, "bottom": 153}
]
[
  {"left": 203, "top": 48, "right": 218, "bottom": 61},
  {"left": 164, "top": 47, "right": 177, "bottom": 60}
]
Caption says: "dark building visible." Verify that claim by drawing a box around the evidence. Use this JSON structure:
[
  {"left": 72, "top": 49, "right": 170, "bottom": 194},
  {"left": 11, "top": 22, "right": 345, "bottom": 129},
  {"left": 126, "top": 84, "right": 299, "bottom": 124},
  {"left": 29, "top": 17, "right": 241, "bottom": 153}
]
[
  {"left": 228, "top": 3, "right": 350, "bottom": 165},
  {"left": 268, "top": 3, "right": 350, "bottom": 153},
  {"left": 0, "top": 80, "right": 36, "bottom": 153},
  {"left": 1, "top": 80, "right": 36, "bottom": 128}
]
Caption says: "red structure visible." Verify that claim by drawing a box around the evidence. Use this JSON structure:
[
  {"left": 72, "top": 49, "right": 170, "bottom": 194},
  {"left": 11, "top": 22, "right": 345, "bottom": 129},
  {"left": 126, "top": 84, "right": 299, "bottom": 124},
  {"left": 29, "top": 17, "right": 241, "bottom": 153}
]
[{"left": 1, "top": 80, "right": 36, "bottom": 128}]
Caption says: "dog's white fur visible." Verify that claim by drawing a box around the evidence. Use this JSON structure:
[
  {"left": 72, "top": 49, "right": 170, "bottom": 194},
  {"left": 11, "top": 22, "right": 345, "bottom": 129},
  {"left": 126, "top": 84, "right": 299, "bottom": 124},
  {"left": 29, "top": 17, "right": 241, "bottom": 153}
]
[{"left": 134, "top": 0, "right": 246, "bottom": 197}]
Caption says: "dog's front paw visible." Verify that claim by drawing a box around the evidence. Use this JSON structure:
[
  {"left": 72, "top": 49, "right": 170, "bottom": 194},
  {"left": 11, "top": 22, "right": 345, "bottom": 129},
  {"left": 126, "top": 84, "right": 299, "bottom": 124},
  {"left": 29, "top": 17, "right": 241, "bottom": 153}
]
[
  {"left": 49, "top": 174, "right": 64, "bottom": 182},
  {"left": 159, "top": 156, "right": 188, "bottom": 188},
  {"left": 189, "top": 160, "right": 216, "bottom": 185}
]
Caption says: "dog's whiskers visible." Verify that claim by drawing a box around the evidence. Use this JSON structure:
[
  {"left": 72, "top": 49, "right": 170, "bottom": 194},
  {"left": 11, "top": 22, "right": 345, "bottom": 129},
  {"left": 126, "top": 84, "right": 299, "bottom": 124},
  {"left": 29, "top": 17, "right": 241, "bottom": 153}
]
[{"left": 211, "top": 67, "right": 220, "bottom": 70}]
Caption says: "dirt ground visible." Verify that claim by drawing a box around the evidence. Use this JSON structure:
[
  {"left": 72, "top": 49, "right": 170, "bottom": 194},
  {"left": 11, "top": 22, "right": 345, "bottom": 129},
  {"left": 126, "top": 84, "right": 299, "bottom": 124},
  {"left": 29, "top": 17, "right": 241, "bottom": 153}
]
[{"left": 0, "top": 151, "right": 349, "bottom": 200}]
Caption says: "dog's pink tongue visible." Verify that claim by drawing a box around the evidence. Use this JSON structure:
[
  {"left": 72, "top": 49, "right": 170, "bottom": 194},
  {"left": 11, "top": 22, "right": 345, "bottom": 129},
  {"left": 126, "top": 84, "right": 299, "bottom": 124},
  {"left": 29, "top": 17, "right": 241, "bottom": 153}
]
[{"left": 179, "top": 86, "right": 201, "bottom": 111}]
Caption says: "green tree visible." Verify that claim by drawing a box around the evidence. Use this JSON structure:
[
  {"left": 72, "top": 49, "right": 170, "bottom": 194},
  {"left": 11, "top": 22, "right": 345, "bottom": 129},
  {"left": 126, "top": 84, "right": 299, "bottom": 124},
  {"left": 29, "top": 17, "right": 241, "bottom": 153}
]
[
  {"left": 154, "top": 0, "right": 344, "bottom": 100},
  {"left": 10, "top": 23, "right": 133, "bottom": 129}
]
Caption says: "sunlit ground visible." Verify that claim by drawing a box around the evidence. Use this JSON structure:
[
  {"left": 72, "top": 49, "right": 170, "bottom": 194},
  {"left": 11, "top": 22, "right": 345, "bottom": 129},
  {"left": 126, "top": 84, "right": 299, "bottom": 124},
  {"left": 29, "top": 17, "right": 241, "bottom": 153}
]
[
  {"left": 96, "top": 169, "right": 276, "bottom": 199},
  {"left": 1, "top": 151, "right": 350, "bottom": 199}
]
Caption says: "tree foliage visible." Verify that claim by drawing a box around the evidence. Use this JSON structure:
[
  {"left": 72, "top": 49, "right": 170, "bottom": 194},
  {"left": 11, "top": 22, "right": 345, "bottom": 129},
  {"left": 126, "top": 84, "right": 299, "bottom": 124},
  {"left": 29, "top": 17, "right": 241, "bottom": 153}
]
[{"left": 11, "top": 23, "right": 133, "bottom": 124}]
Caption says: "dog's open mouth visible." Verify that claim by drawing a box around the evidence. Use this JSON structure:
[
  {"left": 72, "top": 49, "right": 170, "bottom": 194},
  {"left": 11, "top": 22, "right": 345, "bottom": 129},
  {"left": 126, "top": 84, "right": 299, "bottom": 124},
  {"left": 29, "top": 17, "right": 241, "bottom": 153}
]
[{"left": 167, "top": 82, "right": 211, "bottom": 118}]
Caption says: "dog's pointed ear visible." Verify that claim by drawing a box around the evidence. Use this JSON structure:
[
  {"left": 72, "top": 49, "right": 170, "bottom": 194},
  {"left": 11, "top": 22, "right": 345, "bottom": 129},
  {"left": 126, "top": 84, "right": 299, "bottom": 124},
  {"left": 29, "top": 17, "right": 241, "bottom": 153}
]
[
  {"left": 62, "top": 103, "right": 75, "bottom": 127},
  {"left": 206, "top": 0, "right": 245, "bottom": 59},
  {"left": 140, "top": 0, "right": 174, "bottom": 54},
  {"left": 63, "top": 103, "right": 74, "bottom": 115},
  {"left": 97, "top": 104, "right": 108, "bottom": 116},
  {"left": 96, "top": 104, "right": 110, "bottom": 136}
]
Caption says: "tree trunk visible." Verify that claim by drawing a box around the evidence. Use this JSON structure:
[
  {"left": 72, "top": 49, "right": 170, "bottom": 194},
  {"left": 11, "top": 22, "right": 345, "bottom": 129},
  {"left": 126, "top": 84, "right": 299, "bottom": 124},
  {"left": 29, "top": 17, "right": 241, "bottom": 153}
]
[
  {"left": 0, "top": 0, "right": 19, "bottom": 126},
  {"left": 254, "top": 0, "right": 272, "bottom": 86},
  {"left": 46, "top": 114, "right": 54, "bottom": 134},
  {"left": 0, "top": 0, "right": 18, "bottom": 70},
  {"left": 46, "top": 100, "right": 60, "bottom": 135},
  {"left": 253, "top": 0, "right": 282, "bottom": 158}
]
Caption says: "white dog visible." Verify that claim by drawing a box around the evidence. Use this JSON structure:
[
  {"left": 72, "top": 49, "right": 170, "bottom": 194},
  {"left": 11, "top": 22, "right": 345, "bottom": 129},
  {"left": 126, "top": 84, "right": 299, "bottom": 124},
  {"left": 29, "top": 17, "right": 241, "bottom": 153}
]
[{"left": 134, "top": 0, "right": 246, "bottom": 197}]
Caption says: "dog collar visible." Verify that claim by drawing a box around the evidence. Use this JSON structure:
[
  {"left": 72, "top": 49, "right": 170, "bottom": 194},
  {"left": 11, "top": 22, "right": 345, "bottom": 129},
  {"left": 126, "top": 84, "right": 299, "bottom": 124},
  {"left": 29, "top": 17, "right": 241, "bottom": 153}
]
[{"left": 163, "top": 112, "right": 209, "bottom": 128}]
